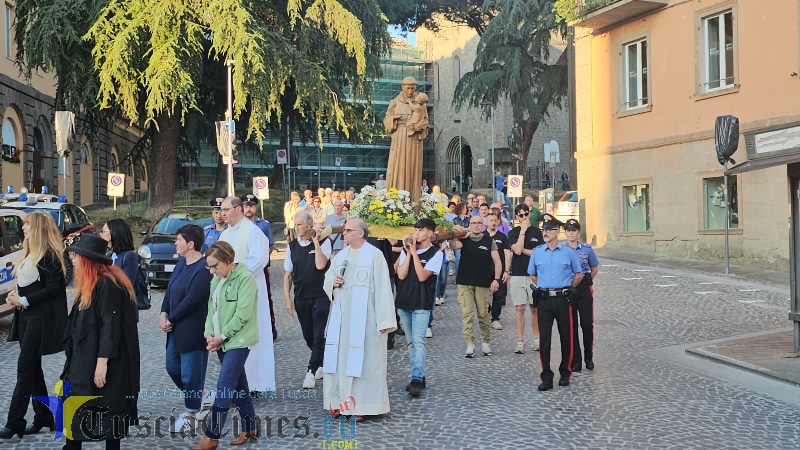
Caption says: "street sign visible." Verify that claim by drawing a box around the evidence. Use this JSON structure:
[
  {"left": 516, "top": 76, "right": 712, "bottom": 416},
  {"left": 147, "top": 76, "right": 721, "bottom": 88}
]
[
  {"left": 253, "top": 176, "right": 269, "bottom": 200},
  {"left": 508, "top": 175, "right": 523, "bottom": 198},
  {"left": 335, "top": 157, "right": 342, "bottom": 167},
  {"left": 107, "top": 173, "right": 125, "bottom": 198},
  {"left": 276, "top": 149, "right": 288, "bottom": 164}
]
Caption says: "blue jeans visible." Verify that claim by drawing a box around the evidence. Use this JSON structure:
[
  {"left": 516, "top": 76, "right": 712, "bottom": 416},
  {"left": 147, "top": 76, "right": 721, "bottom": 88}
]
[
  {"left": 454, "top": 249, "right": 462, "bottom": 277},
  {"left": 436, "top": 261, "right": 448, "bottom": 298},
  {"left": 396, "top": 308, "right": 431, "bottom": 381},
  {"left": 205, "top": 348, "right": 257, "bottom": 439},
  {"left": 165, "top": 333, "right": 208, "bottom": 412}
]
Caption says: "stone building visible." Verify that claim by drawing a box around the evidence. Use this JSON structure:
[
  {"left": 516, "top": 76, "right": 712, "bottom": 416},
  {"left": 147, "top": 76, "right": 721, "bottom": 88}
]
[{"left": 416, "top": 21, "right": 571, "bottom": 194}]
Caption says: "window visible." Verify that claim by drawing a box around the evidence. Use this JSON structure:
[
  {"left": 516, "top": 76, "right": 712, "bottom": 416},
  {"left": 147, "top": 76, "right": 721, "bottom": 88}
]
[
  {"left": 1, "top": 118, "right": 18, "bottom": 164},
  {"left": 4, "top": 4, "right": 10, "bottom": 59},
  {"left": 3, "top": 215, "right": 22, "bottom": 253},
  {"left": 623, "top": 38, "right": 648, "bottom": 110},
  {"left": 704, "top": 176, "right": 738, "bottom": 229},
  {"left": 78, "top": 144, "right": 90, "bottom": 165},
  {"left": 701, "top": 10, "right": 735, "bottom": 92},
  {"left": 623, "top": 184, "right": 650, "bottom": 232}
]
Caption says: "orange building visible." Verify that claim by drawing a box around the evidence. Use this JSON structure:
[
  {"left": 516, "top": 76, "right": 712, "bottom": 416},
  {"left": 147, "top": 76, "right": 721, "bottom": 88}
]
[{"left": 573, "top": 0, "right": 799, "bottom": 271}]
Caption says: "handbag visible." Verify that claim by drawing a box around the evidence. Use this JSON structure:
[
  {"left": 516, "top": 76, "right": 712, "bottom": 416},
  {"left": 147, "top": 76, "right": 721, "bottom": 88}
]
[{"left": 444, "top": 246, "right": 455, "bottom": 263}]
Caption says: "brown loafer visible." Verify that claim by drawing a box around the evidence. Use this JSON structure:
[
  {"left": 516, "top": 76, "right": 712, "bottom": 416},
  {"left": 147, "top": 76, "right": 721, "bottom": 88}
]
[
  {"left": 230, "top": 430, "right": 259, "bottom": 445},
  {"left": 191, "top": 437, "right": 219, "bottom": 450}
]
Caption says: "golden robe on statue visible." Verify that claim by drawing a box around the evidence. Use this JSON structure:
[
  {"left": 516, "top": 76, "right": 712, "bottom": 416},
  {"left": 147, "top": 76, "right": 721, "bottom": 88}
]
[{"left": 384, "top": 90, "right": 428, "bottom": 201}]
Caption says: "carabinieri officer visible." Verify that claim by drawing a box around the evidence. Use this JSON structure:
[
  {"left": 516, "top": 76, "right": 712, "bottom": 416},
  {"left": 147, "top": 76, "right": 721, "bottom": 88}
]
[
  {"left": 564, "top": 219, "right": 599, "bottom": 373},
  {"left": 527, "top": 214, "right": 582, "bottom": 391}
]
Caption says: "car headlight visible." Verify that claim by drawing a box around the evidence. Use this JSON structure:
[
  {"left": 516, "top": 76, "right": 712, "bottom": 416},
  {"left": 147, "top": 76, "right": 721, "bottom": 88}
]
[{"left": 137, "top": 245, "right": 151, "bottom": 260}]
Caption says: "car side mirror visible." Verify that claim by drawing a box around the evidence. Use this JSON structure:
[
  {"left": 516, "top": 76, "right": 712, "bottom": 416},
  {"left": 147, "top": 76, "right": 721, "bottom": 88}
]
[{"left": 140, "top": 228, "right": 149, "bottom": 236}]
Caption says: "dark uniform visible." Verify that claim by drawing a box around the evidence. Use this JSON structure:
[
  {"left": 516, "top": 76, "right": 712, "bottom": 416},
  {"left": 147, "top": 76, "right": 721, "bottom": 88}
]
[
  {"left": 527, "top": 215, "right": 582, "bottom": 391},
  {"left": 565, "top": 219, "right": 599, "bottom": 372}
]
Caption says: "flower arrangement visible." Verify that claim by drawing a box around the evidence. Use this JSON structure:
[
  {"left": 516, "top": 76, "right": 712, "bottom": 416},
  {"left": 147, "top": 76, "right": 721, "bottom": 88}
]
[{"left": 348, "top": 186, "right": 452, "bottom": 229}]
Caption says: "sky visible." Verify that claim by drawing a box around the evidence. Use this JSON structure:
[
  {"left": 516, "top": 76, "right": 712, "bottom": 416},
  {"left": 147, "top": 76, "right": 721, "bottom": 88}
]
[{"left": 388, "top": 25, "right": 417, "bottom": 46}]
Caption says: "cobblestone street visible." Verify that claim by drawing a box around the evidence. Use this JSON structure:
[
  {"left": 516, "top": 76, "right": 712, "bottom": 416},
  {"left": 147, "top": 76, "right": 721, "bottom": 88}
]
[{"left": 0, "top": 249, "right": 799, "bottom": 449}]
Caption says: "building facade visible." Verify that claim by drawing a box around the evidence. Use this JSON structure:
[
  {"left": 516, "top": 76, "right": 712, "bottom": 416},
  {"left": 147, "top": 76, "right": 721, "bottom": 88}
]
[
  {"left": 416, "top": 21, "right": 571, "bottom": 193},
  {"left": 573, "top": 0, "right": 798, "bottom": 270},
  {"left": 0, "top": 2, "right": 146, "bottom": 207}
]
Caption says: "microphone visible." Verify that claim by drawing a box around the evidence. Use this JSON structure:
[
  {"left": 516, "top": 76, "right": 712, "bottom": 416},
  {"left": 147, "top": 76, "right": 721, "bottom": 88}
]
[{"left": 337, "top": 260, "right": 348, "bottom": 278}]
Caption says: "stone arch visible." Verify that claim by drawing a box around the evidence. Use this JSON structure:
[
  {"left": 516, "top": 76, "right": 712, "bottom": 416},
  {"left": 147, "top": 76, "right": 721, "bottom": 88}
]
[
  {"left": 2, "top": 105, "right": 25, "bottom": 192},
  {"left": 446, "top": 136, "right": 473, "bottom": 193},
  {"left": 137, "top": 159, "right": 148, "bottom": 191},
  {"left": 75, "top": 136, "right": 94, "bottom": 206},
  {"left": 109, "top": 146, "right": 120, "bottom": 172},
  {"left": 32, "top": 115, "right": 55, "bottom": 192}
]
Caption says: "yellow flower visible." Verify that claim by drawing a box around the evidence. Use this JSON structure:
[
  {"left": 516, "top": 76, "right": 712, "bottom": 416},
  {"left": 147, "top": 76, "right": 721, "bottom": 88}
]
[
  {"left": 393, "top": 213, "right": 399, "bottom": 220},
  {"left": 378, "top": 209, "right": 384, "bottom": 214},
  {"left": 368, "top": 205, "right": 375, "bottom": 211},
  {"left": 386, "top": 214, "right": 392, "bottom": 219}
]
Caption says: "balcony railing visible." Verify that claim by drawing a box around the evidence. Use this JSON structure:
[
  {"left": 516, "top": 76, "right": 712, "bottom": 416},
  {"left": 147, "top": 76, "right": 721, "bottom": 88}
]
[{"left": 570, "top": 0, "right": 668, "bottom": 29}]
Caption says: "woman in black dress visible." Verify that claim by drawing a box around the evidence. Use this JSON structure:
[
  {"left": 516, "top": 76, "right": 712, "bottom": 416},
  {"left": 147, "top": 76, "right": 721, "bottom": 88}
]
[
  {"left": 62, "top": 234, "right": 140, "bottom": 450},
  {"left": 0, "top": 212, "right": 67, "bottom": 439}
]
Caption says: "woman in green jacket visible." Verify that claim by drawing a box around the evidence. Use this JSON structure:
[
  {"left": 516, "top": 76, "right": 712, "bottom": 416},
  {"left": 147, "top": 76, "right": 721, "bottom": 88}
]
[{"left": 192, "top": 241, "right": 259, "bottom": 450}]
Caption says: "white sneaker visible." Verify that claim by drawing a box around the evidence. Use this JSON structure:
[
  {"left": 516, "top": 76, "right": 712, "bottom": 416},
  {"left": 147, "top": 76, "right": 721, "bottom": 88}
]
[
  {"left": 482, "top": 342, "right": 492, "bottom": 356},
  {"left": 515, "top": 341, "right": 525, "bottom": 354},
  {"left": 532, "top": 337, "right": 540, "bottom": 351},
  {"left": 465, "top": 344, "right": 475, "bottom": 358},
  {"left": 170, "top": 413, "right": 196, "bottom": 433},
  {"left": 435, "top": 297, "right": 444, "bottom": 306},
  {"left": 426, "top": 327, "right": 433, "bottom": 338},
  {"left": 201, "top": 389, "right": 216, "bottom": 409},
  {"left": 448, "top": 269, "right": 455, "bottom": 276},
  {"left": 315, "top": 367, "right": 323, "bottom": 380},
  {"left": 303, "top": 370, "right": 315, "bottom": 389},
  {"left": 491, "top": 321, "right": 503, "bottom": 330}
]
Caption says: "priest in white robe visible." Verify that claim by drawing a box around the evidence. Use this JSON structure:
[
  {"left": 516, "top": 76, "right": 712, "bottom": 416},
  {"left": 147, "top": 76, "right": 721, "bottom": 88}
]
[
  {"left": 219, "top": 196, "right": 276, "bottom": 393},
  {"left": 323, "top": 218, "right": 397, "bottom": 417}
]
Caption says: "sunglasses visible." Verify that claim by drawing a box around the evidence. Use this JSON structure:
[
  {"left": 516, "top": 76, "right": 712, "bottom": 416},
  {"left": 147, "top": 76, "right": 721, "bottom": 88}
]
[{"left": 517, "top": 212, "right": 530, "bottom": 217}]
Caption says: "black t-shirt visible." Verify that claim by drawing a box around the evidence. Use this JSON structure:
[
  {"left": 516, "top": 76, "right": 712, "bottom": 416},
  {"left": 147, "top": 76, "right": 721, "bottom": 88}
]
[
  {"left": 507, "top": 226, "right": 543, "bottom": 276},
  {"left": 489, "top": 231, "right": 509, "bottom": 274}
]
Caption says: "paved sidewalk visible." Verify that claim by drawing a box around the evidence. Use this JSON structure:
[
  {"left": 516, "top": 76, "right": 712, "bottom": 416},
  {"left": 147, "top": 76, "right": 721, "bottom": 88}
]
[{"left": 595, "top": 247, "right": 800, "bottom": 386}]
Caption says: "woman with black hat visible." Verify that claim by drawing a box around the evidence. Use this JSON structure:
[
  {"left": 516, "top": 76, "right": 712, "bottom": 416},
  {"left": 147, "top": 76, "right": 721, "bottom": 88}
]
[
  {"left": 61, "top": 233, "right": 140, "bottom": 450},
  {"left": 0, "top": 212, "right": 67, "bottom": 439}
]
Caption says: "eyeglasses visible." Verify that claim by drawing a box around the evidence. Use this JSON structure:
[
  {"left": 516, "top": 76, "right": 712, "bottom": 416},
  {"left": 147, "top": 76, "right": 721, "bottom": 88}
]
[
  {"left": 342, "top": 228, "right": 359, "bottom": 233},
  {"left": 220, "top": 207, "right": 232, "bottom": 213},
  {"left": 469, "top": 221, "right": 483, "bottom": 225},
  {"left": 205, "top": 262, "right": 220, "bottom": 270},
  {"left": 517, "top": 212, "right": 529, "bottom": 217}
]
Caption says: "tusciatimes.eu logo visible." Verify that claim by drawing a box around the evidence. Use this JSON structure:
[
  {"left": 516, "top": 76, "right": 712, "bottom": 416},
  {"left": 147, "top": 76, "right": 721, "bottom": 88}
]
[{"left": 29, "top": 380, "right": 102, "bottom": 441}]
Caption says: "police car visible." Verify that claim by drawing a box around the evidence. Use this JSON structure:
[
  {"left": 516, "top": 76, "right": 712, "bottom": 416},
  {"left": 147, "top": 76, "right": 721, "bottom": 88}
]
[
  {"left": 0, "top": 209, "right": 27, "bottom": 317},
  {"left": 0, "top": 194, "right": 95, "bottom": 283}
]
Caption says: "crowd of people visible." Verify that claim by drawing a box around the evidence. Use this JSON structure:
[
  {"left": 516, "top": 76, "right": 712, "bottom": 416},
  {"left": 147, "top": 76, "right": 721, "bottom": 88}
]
[{"left": 0, "top": 182, "right": 597, "bottom": 448}]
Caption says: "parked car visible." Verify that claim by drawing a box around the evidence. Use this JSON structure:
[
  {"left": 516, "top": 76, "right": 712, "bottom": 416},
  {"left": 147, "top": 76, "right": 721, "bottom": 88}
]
[
  {"left": 1, "top": 196, "right": 95, "bottom": 283},
  {"left": 0, "top": 209, "right": 27, "bottom": 317},
  {"left": 555, "top": 190, "right": 579, "bottom": 223},
  {"left": 138, "top": 206, "right": 214, "bottom": 287}
]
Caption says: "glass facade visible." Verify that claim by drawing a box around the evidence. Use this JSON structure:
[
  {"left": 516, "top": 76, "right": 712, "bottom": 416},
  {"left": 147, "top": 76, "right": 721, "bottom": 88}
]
[{"left": 180, "top": 42, "right": 434, "bottom": 191}]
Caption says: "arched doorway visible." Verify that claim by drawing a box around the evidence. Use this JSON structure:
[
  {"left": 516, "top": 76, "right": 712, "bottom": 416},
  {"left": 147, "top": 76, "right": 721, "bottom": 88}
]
[
  {"left": 2, "top": 106, "right": 24, "bottom": 192},
  {"left": 446, "top": 136, "right": 472, "bottom": 193}
]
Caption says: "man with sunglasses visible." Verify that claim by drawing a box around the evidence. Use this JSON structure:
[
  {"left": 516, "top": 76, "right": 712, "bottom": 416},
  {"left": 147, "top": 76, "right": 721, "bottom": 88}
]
[
  {"left": 449, "top": 216, "right": 502, "bottom": 358},
  {"left": 527, "top": 214, "right": 582, "bottom": 391},
  {"left": 507, "top": 204, "right": 543, "bottom": 354}
]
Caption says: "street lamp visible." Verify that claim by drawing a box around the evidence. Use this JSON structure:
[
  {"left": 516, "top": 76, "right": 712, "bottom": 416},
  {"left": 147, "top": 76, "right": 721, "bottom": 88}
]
[
  {"left": 480, "top": 101, "right": 495, "bottom": 204},
  {"left": 454, "top": 119, "right": 462, "bottom": 193}
]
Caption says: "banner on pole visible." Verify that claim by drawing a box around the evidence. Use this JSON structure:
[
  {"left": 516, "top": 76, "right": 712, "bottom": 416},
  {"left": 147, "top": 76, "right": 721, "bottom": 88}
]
[
  {"left": 253, "top": 177, "right": 269, "bottom": 200},
  {"left": 54, "top": 111, "right": 75, "bottom": 157},
  {"left": 107, "top": 173, "right": 125, "bottom": 198},
  {"left": 508, "top": 175, "right": 523, "bottom": 198}
]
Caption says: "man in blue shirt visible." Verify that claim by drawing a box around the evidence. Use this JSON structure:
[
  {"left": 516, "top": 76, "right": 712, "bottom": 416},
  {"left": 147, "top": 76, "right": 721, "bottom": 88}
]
[
  {"left": 202, "top": 197, "right": 226, "bottom": 253},
  {"left": 564, "top": 219, "right": 599, "bottom": 372},
  {"left": 527, "top": 214, "right": 583, "bottom": 391}
]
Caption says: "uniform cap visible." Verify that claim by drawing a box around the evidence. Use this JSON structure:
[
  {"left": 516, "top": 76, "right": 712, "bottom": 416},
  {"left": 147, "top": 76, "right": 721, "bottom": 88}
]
[
  {"left": 541, "top": 213, "right": 563, "bottom": 230},
  {"left": 240, "top": 194, "right": 257, "bottom": 205},
  {"left": 564, "top": 219, "right": 581, "bottom": 230},
  {"left": 210, "top": 197, "right": 224, "bottom": 209}
]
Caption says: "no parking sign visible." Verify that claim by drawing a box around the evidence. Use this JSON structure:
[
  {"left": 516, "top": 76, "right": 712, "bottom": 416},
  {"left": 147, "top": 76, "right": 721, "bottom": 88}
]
[
  {"left": 253, "top": 176, "right": 269, "bottom": 200},
  {"left": 276, "top": 149, "right": 288, "bottom": 165},
  {"left": 508, "top": 175, "right": 523, "bottom": 198},
  {"left": 107, "top": 173, "right": 125, "bottom": 198}
]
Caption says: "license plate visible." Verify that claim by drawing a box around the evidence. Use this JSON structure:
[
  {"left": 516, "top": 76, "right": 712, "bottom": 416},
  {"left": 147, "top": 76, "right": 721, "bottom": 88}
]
[{"left": 164, "top": 264, "right": 175, "bottom": 272}]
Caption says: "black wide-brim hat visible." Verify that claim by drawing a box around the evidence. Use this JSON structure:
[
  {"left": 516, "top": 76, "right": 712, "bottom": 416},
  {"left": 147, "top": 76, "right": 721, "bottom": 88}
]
[{"left": 66, "top": 233, "right": 112, "bottom": 265}]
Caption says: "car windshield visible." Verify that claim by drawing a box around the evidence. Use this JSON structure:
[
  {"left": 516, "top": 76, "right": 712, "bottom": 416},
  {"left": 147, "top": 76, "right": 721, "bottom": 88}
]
[
  {"left": 559, "top": 192, "right": 578, "bottom": 202},
  {"left": 152, "top": 212, "right": 213, "bottom": 234},
  {"left": 23, "top": 208, "right": 63, "bottom": 230}
]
